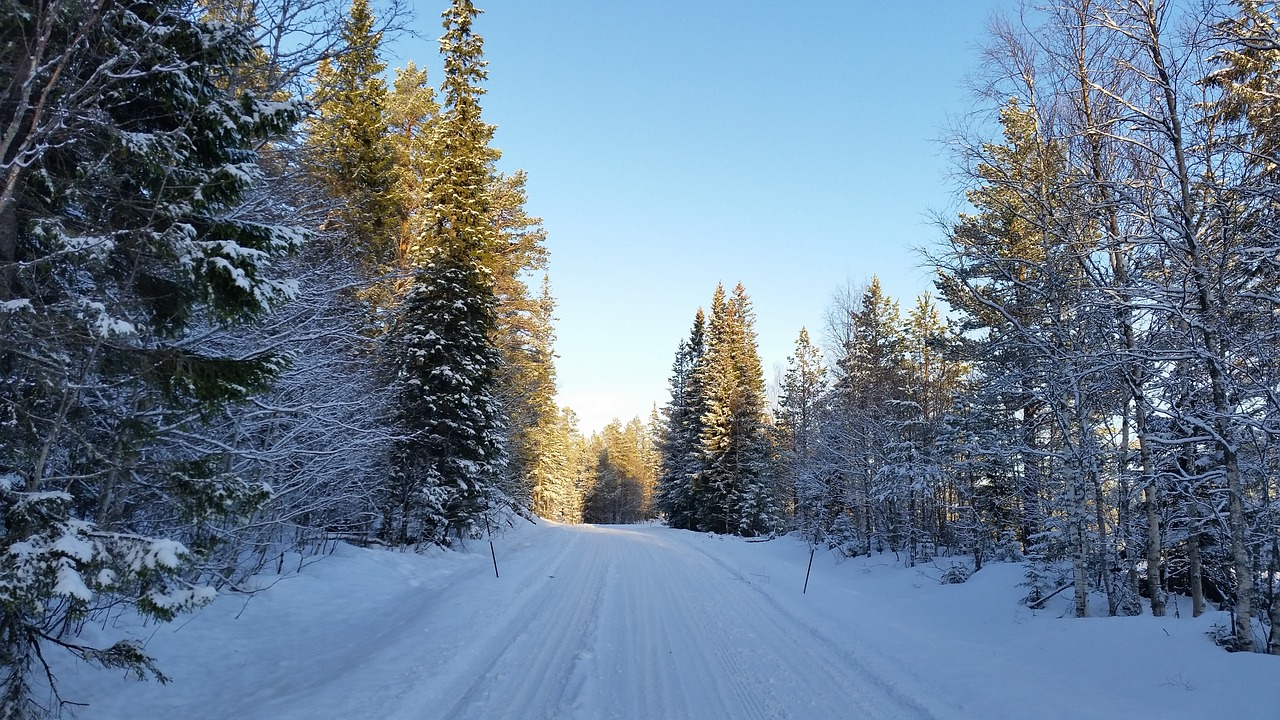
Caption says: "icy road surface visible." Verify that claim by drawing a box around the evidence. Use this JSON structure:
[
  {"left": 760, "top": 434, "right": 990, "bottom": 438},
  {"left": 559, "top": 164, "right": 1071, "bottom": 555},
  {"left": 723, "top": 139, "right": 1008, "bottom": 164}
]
[{"left": 63, "top": 521, "right": 1276, "bottom": 720}]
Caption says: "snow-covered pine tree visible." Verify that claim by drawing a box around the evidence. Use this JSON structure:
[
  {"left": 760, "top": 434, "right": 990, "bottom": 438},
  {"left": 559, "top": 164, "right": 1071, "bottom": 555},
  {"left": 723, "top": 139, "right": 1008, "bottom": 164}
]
[
  {"left": 383, "top": 0, "right": 509, "bottom": 546},
  {"left": 724, "top": 283, "right": 780, "bottom": 536},
  {"left": 386, "top": 260, "right": 506, "bottom": 544},
  {"left": 656, "top": 309, "right": 707, "bottom": 530},
  {"left": 0, "top": 1, "right": 303, "bottom": 712},
  {"left": 694, "top": 283, "right": 778, "bottom": 537},
  {"left": 877, "top": 294, "right": 965, "bottom": 565},
  {"left": 776, "top": 327, "right": 828, "bottom": 538},
  {"left": 822, "top": 277, "right": 908, "bottom": 555}
]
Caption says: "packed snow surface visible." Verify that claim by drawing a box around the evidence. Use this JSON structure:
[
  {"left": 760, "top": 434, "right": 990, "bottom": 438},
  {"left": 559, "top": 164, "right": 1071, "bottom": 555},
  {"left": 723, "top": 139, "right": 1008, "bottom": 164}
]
[{"left": 63, "top": 521, "right": 1276, "bottom": 719}]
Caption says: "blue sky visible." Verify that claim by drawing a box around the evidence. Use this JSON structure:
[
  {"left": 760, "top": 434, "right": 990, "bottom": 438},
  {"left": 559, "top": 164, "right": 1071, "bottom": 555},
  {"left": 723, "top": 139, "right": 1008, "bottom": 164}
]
[{"left": 390, "top": 1, "right": 1009, "bottom": 432}]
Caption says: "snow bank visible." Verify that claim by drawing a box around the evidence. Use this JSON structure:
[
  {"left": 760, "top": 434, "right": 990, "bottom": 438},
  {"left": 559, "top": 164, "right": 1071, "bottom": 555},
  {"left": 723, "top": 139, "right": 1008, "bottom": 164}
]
[{"left": 55, "top": 522, "right": 1276, "bottom": 719}]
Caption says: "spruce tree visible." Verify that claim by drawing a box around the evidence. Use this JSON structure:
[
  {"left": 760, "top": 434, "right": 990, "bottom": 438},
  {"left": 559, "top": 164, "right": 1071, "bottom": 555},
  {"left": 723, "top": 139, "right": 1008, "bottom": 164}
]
[
  {"left": 386, "top": 260, "right": 506, "bottom": 544},
  {"left": 694, "top": 283, "right": 778, "bottom": 536},
  {"left": 423, "top": 0, "right": 497, "bottom": 263},
  {"left": 823, "top": 277, "right": 908, "bottom": 554},
  {"left": 0, "top": 2, "right": 302, "bottom": 711},
  {"left": 656, "top": 309, "right": 707, "bottom": 529},
  {"left": 777, "top": 327, "right": 828, "bottom": 535},
  {"left": 306, "top": 0, "right": 396, "bottom": 264},
  {"left": 511, "top": 276, "right": 564, "bottom": 511},
  {"left": 385, "top": 0, "right": 508, "bottom": 545}
]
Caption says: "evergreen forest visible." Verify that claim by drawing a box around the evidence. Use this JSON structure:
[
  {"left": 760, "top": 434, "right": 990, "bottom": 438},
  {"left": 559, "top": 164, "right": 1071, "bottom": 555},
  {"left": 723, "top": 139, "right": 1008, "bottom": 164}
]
[{"left": 1, "top": 0, "right": 1279, "bottom": 716}]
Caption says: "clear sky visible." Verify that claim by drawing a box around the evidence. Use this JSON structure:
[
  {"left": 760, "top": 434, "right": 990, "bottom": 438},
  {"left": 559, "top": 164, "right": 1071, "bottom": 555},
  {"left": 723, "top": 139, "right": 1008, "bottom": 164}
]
[{"left": 389, "top": 1, "right": 1010, "bottom": 433}]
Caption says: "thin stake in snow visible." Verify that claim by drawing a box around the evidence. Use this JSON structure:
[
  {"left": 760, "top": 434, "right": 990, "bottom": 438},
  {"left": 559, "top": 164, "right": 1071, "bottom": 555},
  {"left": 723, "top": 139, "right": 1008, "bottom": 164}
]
[
  {"left": 484, "top": 514, "right": 499, "bottom": 579},
  {"left": 803, "top": 544, "right": 816, "bottom": 594}
]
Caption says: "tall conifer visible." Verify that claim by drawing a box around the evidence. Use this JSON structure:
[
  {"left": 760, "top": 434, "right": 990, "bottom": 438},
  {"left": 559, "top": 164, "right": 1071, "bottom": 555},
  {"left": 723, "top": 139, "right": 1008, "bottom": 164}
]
[
  {"left": 692, "top": 283, "right": 777, "bottom": 536},
  {"left": 777, "top": 327, "right": 828, "bottom": 533},
  {"left": 306, "top": 0, "right": 396, "bottom": 264},
  {"left": 384, "top": 0, "right": 507, "bottom": 545},
  {"left": 656, "top": 310, "right": 707, "bottom": 529}
]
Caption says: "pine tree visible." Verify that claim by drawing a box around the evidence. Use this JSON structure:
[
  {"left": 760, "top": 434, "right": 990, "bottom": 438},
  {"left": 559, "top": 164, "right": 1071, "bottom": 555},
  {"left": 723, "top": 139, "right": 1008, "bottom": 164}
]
[
  {"left": 492, "top": 195, "right": 557, "bottom": 507},
  {"left": 822, "top": 277, "right": 908, "bottom": 554},
  {"left": 306, "top": 0, "right": 396, "bottom": 265},
  {"left": 422, "top": 0, "right": 497, "bottom": 264},
  {"left": 386, "top": 61, "right": 439, "bottom": 277},
  {"left": 656, "top": 310, "right": 707, "bottom": 530},
  {"left": 528, "top": 405, "right": 575, "bottom": 522},
  {"left": 428, "top": 13, "right": 558, "bottom": 507},
  {"left": 385, "top": 0, "right": 508, "bottom": 545},
  {"left": 385, "top": 260, "right": 506, "bottom": 544},
  {"left": 882, "top": 293, "right": 966, "bottom": 563},
  {"left": 0, "top": 2, "right": 303, "bottom": 711},
  {"left": 935, "top": 100, "right": 1066, "bottom": 558},
  {"left": 583, "top": 417, "right": 658, "bottom": 524},
  {"left": 519, "top": 277, "right": 565, "bottom": 505},
  {"left": 777, "top": 327, "right": 828, "bottom": 537},
  {"left": 695, "top": 283, "right": 778, "bottom": 536}
]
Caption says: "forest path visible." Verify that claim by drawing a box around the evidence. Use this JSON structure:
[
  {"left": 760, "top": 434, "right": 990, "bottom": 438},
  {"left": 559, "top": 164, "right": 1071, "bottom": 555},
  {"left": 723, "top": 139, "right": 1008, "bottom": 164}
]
[
  {"left": 395, "top": 523, "right": 946, "bottom": 720},
  {"left": 62, "top": 520, "right": 1275, "bottom": 720}
]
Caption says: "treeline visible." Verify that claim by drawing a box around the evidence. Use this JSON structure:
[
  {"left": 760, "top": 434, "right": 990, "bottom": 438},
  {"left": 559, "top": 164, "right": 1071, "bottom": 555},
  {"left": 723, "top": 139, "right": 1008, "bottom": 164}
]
[
  {"left": 657, "top": 0, "right": 1280, "bottom": 657},
  {"left": 653, "top": 278, "right": 960, "bottom": 550},
  {"left": 0, "top": 0, "right": 580, "bottom": 713},
  {"left": 530, "top": 412, "right": 659, "bottom": 527},
  {"left": 929, "top": 0, "right": 1280, "bottom": 655}
]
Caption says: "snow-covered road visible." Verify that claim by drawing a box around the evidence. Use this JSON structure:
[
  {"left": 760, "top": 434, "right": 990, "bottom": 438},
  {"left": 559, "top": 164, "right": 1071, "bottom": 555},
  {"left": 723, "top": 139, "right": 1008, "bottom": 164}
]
[
  {"left": 424, "top": 524, "right": 939, "bottom": 720},
  {"left": 62, "top": 520, "right": 1277, "bottom": 720}
]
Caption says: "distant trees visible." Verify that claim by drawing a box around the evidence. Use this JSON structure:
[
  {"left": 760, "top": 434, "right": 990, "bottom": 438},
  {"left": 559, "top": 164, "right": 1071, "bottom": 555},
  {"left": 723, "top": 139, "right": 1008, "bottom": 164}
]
[
  {"left": 583, "top": 418, "right": 658, "bottom": 524},
  {"left": 655, "top": 283, "right": 779, "bottom": 536},
  {"left": 770, "top": 278, "right": 967, "bottom": 564}
]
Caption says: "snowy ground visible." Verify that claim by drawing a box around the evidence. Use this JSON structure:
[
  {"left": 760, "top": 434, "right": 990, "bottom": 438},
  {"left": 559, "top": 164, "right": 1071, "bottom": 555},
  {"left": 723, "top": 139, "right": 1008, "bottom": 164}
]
[{"left": 59, "top": 520, "right": 1276, "bottom": 719}]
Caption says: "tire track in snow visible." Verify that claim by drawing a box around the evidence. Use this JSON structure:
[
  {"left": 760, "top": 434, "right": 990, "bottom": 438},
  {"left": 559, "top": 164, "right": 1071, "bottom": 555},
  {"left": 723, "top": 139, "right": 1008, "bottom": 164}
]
[
  {"left": 586, "top": 527, "right": 941, "bottom": 720},
  {"left": 437, "top": 525, "right": 614, "bottom": 720},
  {"left": 680, "top": 535, "right": 955, "bottom": 720},
  {"left": 635, "top": 530, "right": 833, "bottom": 720},
  {"left": 433, "top": 524, "right": 947, "bottom": 720}
]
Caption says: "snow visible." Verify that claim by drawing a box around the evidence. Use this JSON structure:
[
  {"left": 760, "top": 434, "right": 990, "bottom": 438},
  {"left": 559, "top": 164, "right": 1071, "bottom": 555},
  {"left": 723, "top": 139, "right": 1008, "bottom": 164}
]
[
  {"left": 130, "top": 538, "right": 188, "bottom": 571},
  {"left": 57, "top": 522, "right": 1276, "bottom": 719},
  {"left": 78, "top": 300, "right": 136, "bottom": 338},
  {"left": 55, "top": 561, "right": 93, "bottom": 602}
]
